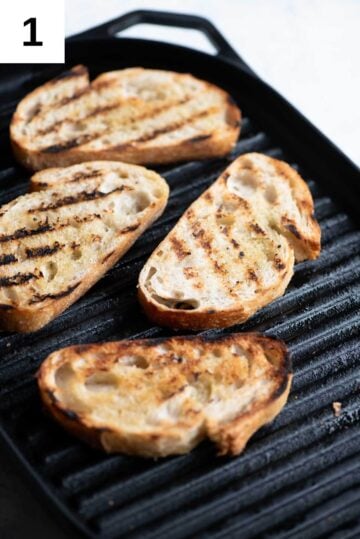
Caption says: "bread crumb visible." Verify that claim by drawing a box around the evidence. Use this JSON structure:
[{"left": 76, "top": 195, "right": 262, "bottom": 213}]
[{"left": 332, "top": 402, "right": 342, "bottom": 417}]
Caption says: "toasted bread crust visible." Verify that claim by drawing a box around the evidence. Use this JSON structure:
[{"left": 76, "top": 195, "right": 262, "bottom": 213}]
[
  {"left": 10, "top": 65, "right": 241, "bottom": 171},
  {"left": 138, "top": 153, "right": 321, "bottom": 330},
  {"left": 0, "top": 229, "right": 147, "bottom": 333},
  {"left": 0, "top": 161, "right": 169, "bottom": 332},
  {"left": 11, "top": 126, "right": 238, "bottom": 171},
  {"left": 37, "top": 333, "right": 292, "bottom": 457},
  {"left": 137, "top": 274, "right": 291, "bottom": 331}
]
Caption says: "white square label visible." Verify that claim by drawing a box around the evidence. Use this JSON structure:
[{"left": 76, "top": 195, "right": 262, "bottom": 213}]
[{"left": 0, "top": 0, "right": 64, "bottom": 63}]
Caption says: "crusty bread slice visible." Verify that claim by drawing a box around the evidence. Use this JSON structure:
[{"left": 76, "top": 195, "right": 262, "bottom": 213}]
[
  {"left": 37, "top": 333, "right": 291, "bottom": 457},
  {"left": 10, "top": 65, "right": 241, "bottom": 171},
  {"left": 138, "top": 153, "right": 321, "bottom": 330},
  {"left": 0, "top": 161, "right": 168, "bottom": 332}
]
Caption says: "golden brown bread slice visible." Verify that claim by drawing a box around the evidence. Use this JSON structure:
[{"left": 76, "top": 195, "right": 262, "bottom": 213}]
[
  {"left": 0, "top": 161, "right": 168, "bottom": 332},
  {"left": 37, "top": 333, "right": 292, "bottom": 457},
  {"left": 138, "top": 153, "right": 321, "bottom": 330},
  {"left": 10, "top": 65, "right": 241, "bottom": 171}
]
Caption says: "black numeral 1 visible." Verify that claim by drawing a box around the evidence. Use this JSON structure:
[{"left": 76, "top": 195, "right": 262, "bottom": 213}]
[{"left": 23, "top": 18, "right": 43, "bottom": 47}]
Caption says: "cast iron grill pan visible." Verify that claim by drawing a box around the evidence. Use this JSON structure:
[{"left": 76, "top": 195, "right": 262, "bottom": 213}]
[{"left": 0, "top": 10, "right": 359, "bottom": 539}]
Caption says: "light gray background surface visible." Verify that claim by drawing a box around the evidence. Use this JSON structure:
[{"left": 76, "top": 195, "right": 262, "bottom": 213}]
[{"left": 0, "top": 1, "right": 358, "bottom": 538}]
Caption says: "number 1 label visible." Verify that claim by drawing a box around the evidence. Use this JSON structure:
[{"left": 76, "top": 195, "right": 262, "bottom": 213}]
[
  {"left": 0, "top": 0, "right": 64, "bottom": 63},
  {"left": 23, "top": 17, "right": 43, "bottom": 46}
]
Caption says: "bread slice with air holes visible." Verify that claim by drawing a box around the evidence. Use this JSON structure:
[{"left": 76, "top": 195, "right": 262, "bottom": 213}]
[
  {"left": 0, "top": 161, "right": 169, "bottom": 333},
  {"left": 10, "top": 65, "right": 241, "bottom": 171},
  {"left": 138, "top": 152, "right": 321, "bottom": 330},
  {"left": 37, "top": 332, "right": 292, "bottom": 457}
]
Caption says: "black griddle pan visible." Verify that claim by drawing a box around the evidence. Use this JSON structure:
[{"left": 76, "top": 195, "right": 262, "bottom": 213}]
[{"left": 0, "top": 10, "right": 359, "bottom": 539}]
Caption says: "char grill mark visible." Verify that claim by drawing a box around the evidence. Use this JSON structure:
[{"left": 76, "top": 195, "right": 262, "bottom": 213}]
[
  {"left": 27, "top": 66, "right": 88, "bottom": 122},
  {"left": 55, "top": 88, "right": 89, "bottom": 108},
  {"left": 121, "top": 224, "right": 140, "bottom": 234},
  {"left": 0, "top": 223, "right": 53, "bottom": 243},
  {"left": 28, "top": 186, "right": 126, "bottom": 213},
  {"left": 101, "top": 251, "right": 115, "bottom": 264},
  {"left": 117, "top": 108, "right": 214, "bottom": 148},
  {"left": 285, "top": 222, "right": 302, "bottom": 239},
  {"left": 39, "top": 102, "right": 116, "bottom": 139},
  {"left": 248, "top": 269, "right": 258, "bottom": 282},
  {"left": 134, "top": 97, "right": 190, "bottom": 122},
  {"left": 183, "top": 267, "right": 198, "bottom": 280},
  {"left": 26, "top": 242, "right": 62, "bottom": 259},
  {"left": 235, "top": 197, "right": 250, "bottom": 210},
  {"left": 0, "top": 214, "right": 103, "bottom": 249},
  {"left": 39, "top": 96, "right": 192, "bottom": 152},
  {"left": 274, "top": 257, "right": 286, "bottom": 271},
  {"left": 67, "top": 170, "right": 101, "bottom": 182},
  {"left": 0, "top": 272, "right": 38, "bottom": 288},
  {"left": 85, "top": 103, "right": 119, "bottom": 119},
  {"left": 214, "top": 260, "right": 226, "bottom": 274},
  {"left": 32, "top": 89, "right": 90, "bottom": 127},
  {"left": 38, "top": 169, "right": 102, "bottom": 185},
  {"left": 66, "top": 214, "right": 102, "bottom": 227},
  {"left": 29, "top": 282, "right": 81, "bottom": 305},
  {"left": 0, "top": 242, "right": 63, "bottom": 266},
  {"left": 0, "top": 254, "right": 17, "bottom": 266},
  {"left": 41, "top": 103, "right": 214, "bottom": 155},
  {"left": 186, "top": 134, "right": 212, "bottom": 144},
  {"left": 169, "top": 236, "right": 191, "bottom": 260},
  {"left": 43, "top": 137, "right": 93, "bottom": 154},
  {"left": 190, "top": 220, "right": 228, "bottom": 276},
  {"left": 250, "top": 223, "right": 266, "bottom": 235},
  {"left": 51, "top": 98, "right": 190, "bottom": 137}
]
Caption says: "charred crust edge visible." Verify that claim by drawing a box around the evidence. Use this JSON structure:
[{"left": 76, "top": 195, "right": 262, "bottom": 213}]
[
  {"left": 285, "top": 223, "right": 302, "bottom": 239},
  {"left": 271, "top": 368, "right": 291, "bottom": 399},
  {"left": 46, "top": 389, "right": 58, "bottom": 405},
  {"left": 29, "top": 282, "right": 80, "bottom": 304},
  {"left": 102, "top": 250, "right": 115, "bottom": 264},
  {"left": 186, "top": 134, "right": 212, "bottom": 144},
  {"left": 59, "top": 408, "right": 81, "bottom": 421},
  {"left": 0, "top": 303, "right": 14, "bottom": 310},
  {"left": 52, "top": 65, "right": 87, "bottom": 82},
  {"left": 121, "top": 223, "right": 140, "bottom": 234}
]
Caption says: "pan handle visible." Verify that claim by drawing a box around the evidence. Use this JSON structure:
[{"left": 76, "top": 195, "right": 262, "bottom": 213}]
[{"left": 71, "top": 9, "right": 249, "bottom": 67}]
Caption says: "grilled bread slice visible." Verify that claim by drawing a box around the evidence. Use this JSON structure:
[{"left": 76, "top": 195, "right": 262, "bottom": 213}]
[
  {"left": 138, "top": 153, "right": 321, "bottom": 330},
  {"left": 37, "top": 333, "right": 291, "bottom": 457},
  {"left": 10, "top": 65, "right": 241, "bottom": 171},
  {"left": 0, "top": 161, "right": 168, "bottom": 332}
]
